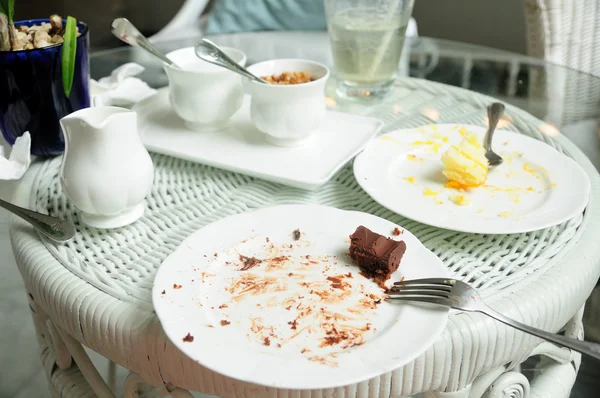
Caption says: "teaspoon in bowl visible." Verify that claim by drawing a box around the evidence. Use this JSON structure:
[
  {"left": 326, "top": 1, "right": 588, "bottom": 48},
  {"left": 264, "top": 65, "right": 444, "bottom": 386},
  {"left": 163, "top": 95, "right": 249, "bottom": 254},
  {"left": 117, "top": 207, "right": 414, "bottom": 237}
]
[
  {"left": 111, "top": 18, "right": 176, "bottom": 66},
  {"left": 194, "top": 39, "right": 267, "bottom": 84}
]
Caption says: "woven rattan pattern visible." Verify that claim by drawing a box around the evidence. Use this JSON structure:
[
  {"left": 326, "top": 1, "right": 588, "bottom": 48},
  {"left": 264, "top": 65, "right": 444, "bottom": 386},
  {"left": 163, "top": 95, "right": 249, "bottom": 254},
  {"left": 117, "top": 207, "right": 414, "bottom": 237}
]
[{"left": 30, "top": 79, "right": 584, "bottom": 310}]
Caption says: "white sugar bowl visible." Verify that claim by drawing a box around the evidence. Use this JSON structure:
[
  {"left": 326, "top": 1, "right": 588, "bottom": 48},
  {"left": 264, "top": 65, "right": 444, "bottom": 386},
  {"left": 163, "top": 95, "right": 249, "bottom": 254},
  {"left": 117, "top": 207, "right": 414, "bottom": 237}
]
[
  {"left": 164, "top": 46, "right": 247, "bottom": 132},
  {"left": 245, "top": 59, "right": 329, "bottom": 147}
]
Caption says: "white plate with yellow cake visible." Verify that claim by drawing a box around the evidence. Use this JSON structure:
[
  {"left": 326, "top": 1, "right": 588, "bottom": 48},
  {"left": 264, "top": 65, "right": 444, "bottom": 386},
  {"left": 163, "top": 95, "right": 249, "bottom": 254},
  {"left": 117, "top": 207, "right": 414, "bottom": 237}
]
[{"left": 353, "top": 124, "right": 590, "bottom": 234}]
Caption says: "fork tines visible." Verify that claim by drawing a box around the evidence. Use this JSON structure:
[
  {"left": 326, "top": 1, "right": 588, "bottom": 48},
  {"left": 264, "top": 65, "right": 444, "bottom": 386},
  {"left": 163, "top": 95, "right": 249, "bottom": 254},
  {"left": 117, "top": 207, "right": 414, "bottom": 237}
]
[
  {"left": 393, "top": 277, "right": 455, "bottom": 287},
  {"left": 387, "top": 278, "right": 456, "bottom": 306}
]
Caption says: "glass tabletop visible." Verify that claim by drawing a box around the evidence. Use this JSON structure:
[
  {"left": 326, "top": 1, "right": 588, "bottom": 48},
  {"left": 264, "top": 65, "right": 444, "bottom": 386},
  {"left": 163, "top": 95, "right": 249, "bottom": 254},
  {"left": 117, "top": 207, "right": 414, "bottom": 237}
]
[{"left": 91, "top": 31, "right": 600, "bottom": 169}]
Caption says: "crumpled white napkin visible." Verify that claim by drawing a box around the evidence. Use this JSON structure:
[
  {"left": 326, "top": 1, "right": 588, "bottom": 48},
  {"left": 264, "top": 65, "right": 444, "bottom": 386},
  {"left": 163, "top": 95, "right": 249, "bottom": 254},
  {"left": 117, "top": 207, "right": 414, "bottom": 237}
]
[
  {"left": 0, "top": 132, "right": 31, "bottom": 180},
  {"left": 90, "top": 62, "right": 157, "bottom": 107}
]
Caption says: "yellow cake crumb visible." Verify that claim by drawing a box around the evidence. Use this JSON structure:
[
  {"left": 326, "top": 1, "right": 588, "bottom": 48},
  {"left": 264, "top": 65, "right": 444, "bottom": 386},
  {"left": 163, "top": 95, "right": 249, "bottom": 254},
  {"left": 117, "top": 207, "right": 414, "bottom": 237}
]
[
  {"left": 441, "top": 133, "right": 489, "bottom": 188},
  {"left": 498, "top": 211, "right": 514, "bottom": 218},
  {"left": 477, "top": 209, "right": 484, "bottom": 214},
  {"left": 458, "top": 127, "right": 468, "bottom": 136},
  {"left": 411, "top": 140, "right": 443, "bottom": 154},
  {"left": 523, "top": 163, "right": 536, "bottom": 174},
  {"left": 423, "top": 188, "right": 439, "bottom": 196},
  {"left": 381, "top": 136, "right": 400, "bottom": 144},
  {"left": 433, "top": 132, "right": 449, "bottom": 143},
  {"left": 484, "top": 186, "right": 524, "bottom": 194},
  {"left": 404, "top": 176, "right": 416, "bottom": 183},
  {"left": 445, "top": 181, "right": 467, "bottom": 190},
  {"left": 449, "top": 194, "right": 471, "bottom": 206}
]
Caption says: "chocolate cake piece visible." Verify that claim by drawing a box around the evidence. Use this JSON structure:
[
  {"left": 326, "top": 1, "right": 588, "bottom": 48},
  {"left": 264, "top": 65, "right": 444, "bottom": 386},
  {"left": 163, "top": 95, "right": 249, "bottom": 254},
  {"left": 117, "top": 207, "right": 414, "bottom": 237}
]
[{"left": 349, "top": 225, "right": 406, "bottom": 286}]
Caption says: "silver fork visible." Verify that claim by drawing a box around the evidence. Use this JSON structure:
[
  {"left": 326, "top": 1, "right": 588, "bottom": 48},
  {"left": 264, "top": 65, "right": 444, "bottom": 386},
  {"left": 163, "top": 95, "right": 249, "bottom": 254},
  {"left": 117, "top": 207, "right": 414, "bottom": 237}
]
[
  {"left": 388, "top": 278, "right": 600, "bottom": 361},
  {"left": 484, "top": 103, "right": 505, "bottom": 167}
]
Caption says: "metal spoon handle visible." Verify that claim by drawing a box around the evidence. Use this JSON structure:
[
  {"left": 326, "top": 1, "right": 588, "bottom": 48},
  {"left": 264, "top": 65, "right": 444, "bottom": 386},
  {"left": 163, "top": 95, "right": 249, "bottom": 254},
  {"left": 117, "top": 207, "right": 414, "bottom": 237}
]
[
  {"left": 484, "top": 103, "right": 505, "bottom": 152},
  {"left": 0, "top": 198, "right": 75, "bottom": 242},
  {"left": 111, "top": 18, "right": 174, "bottom": 65},
  {"left": 194, "top": 39, "right": 267, "bottom": 84}
]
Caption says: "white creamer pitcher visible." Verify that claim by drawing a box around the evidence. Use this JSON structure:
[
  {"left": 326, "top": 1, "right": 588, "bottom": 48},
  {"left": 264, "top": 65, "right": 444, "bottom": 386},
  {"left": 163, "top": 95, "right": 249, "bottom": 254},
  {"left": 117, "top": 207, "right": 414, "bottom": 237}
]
[{"left": 59, "top": 106, "right": 154, "bottom": 229}]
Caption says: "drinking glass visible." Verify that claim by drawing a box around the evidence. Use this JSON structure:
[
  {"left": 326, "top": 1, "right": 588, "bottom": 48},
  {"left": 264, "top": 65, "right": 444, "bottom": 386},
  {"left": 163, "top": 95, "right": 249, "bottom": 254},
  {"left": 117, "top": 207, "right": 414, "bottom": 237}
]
[{"left": 325, "top": 0, "right": 415, "bottom": 98}]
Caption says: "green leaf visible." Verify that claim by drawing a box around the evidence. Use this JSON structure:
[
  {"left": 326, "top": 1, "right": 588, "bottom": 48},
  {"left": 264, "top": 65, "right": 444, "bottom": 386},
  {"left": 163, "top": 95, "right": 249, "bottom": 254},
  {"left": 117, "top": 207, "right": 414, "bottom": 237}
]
[
  {"left": 62, "top": 16, "right": 77, "bottom": 98},
  {"left": 0, "top": 2, "right": 6, "bottom": 17},
  {"left": 6, "top": 0, "right": 13, "bottom": 23}
]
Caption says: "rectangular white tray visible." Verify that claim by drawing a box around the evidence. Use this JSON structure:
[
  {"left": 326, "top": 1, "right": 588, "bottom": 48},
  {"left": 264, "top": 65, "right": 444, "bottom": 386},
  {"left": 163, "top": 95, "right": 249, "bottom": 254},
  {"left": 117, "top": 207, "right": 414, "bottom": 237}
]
[{"left": 134, "top": 89, "right": 383, "bottom": 190}]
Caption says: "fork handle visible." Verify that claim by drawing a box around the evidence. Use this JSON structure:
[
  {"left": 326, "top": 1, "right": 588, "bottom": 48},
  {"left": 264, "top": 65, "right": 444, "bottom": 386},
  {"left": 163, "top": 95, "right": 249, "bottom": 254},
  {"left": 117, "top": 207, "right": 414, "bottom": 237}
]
[
  {"left": 481, "top": 306, "right": 600, "bottom": 361},
  {"left": 484, "top": 103, "right": 504, "bottom": 152}
]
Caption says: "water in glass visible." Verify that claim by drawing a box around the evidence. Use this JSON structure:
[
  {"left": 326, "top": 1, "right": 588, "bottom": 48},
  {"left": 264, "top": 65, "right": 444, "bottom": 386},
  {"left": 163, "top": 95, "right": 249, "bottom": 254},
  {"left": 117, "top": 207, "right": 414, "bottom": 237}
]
[{"left": 326, "top": 0, "right": 414, "bottom": 98}]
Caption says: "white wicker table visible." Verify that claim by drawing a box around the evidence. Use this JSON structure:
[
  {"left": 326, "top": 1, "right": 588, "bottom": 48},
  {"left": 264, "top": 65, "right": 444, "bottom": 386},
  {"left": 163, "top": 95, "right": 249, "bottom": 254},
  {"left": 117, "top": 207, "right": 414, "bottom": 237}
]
[{"left": 9, "top": 32, "right": 600, "bottom": 398}]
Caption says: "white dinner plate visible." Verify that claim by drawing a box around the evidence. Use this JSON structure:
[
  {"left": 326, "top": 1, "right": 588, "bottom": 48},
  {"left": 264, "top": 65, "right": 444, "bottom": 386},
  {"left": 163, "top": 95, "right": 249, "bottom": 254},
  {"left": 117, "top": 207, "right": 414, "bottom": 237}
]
[
  {"left": 153, "top": 204, "right": 448, "bottom": 389},
  {"left": 354, "top": 124, "right": 591, "bottom": 234},
  {"left": 134, "top": 89, "right": 383, "bottom": 191}
]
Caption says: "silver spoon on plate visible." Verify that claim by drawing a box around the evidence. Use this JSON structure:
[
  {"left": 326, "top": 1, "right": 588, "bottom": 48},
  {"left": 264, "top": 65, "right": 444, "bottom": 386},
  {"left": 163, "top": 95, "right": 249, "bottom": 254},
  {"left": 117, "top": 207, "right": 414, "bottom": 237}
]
[
  {"left": 194, "top": 39, "right": 268, "bottom": 84},
  {"left": 111, "top": 18, "right": 176, "bottom": 66},
  {"left": 484, "top": 102, "right": 505, "bottom": 167}
]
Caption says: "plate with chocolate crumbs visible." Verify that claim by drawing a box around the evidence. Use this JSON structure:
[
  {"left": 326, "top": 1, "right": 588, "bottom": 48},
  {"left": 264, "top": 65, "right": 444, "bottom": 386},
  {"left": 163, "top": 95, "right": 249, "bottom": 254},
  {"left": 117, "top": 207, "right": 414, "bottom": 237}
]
[{"left": 153, "top": 204, "right": 448, "bottom": 389}]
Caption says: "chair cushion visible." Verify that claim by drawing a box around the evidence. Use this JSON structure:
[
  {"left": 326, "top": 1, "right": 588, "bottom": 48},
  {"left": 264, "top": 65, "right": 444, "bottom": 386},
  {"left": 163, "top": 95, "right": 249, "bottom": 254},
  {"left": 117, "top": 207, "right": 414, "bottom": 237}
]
[{"left": 205, "top": 0, "right": 326, "bottom": 34}]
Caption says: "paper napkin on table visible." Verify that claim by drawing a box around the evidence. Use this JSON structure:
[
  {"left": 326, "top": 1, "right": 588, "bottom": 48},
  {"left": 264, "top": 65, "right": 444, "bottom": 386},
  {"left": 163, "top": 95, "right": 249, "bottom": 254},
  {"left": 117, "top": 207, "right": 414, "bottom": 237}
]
[
  {"left": 0, "top": 64, "right": 152, "bottom": 180},
  {"left": 0, "top": 132, "right": 31, "bottom": 180},
  {"left": 90, "top": 62, "right": 157, "bottom": 107}
]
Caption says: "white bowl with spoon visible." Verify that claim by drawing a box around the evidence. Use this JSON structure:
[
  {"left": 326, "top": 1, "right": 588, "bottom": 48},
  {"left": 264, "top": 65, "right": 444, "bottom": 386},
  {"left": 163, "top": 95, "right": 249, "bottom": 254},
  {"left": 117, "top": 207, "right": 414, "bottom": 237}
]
[
  {"left": 193, "top": 39, "right": 330, "bottom": 146},
  {"left": 111, "top": 20, "right": 248, "bottom": 132},
  {"left": 163, "top": 46, "right": 247, "bottom": 132}
]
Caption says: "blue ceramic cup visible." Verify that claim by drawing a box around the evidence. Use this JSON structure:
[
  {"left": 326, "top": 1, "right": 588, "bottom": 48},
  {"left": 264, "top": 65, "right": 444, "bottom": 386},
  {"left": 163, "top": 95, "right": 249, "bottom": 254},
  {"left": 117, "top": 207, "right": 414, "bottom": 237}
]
[{"left": 0, "top": 19, "right": 90, "bottom": 156}]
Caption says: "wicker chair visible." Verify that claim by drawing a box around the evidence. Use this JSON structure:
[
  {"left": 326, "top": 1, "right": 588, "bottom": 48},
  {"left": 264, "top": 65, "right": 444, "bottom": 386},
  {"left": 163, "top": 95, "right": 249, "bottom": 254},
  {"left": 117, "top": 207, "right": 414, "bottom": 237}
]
[
  {"left": 149, "top": 0, "right": 210, "bottom": 42},
  {"left": 524, "top": 0, "right": 600, "bottom": 124}
]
